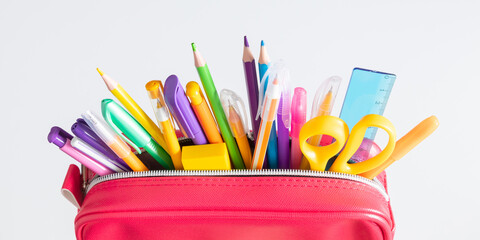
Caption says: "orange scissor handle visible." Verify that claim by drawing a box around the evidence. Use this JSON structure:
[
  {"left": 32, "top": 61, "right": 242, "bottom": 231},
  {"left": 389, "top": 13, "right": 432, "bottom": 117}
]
[
  {"left": 299, "top": 115, "right": 349, "bottom": 171},
  {"left": 329, "top": 114, "right": 396, "bottom": 175}
]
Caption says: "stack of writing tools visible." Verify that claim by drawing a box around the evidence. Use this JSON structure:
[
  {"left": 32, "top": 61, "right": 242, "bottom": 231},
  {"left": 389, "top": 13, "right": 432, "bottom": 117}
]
[{"left": 48, "top": 36, "right": 439, "bottom": 180}]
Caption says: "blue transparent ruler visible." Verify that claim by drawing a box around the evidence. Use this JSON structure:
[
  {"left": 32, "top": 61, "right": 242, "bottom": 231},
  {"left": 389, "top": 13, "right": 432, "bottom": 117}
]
[{"left": 339, "top": 68, "right": 396, "bottom": 140}]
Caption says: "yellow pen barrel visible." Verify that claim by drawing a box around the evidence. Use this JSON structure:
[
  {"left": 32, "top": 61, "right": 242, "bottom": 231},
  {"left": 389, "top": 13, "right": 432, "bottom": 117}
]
[
  {"left": 228, "top": 111, "right": 252, "bottom": 169},
  {"left": 112, "top": 86, "right": 167, "bottom": 150},
  {"left": 108, "top": 137, "right": 148, "bottom": 171},
  {"left": 160, "top": 119, "right": 183, "bottom": 170}
]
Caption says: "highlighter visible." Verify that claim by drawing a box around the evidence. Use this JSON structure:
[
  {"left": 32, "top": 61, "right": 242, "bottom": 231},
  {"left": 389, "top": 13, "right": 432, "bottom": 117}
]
[
  {"left": 102, "top": 99, "right": 174, "bottom": 170},
  {"left": 290, "top": 87, "right": 307, "bottom": 169},
  {"left": 164, "top": 75, "right": 207, "bottom": 145},
  {"left": 48, "top": 126, "right": 115, "bottom": 176},
  {"left": 82, "top": 110, "right": 148, "bottom": 171},
  {"left": 186, "top": 81, "right": 223, "bottom": 144}
]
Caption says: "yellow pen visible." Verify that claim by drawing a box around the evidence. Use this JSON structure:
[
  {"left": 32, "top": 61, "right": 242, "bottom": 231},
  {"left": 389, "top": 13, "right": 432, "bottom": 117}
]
[
  {"left": 145, "top": 81, "right": 183, "bottom": 170},
  {"left": 96, "top": 68, "right": 167, "bottom": 151},
  {"left": 220, "top": 89, "right": 252, "bottom": 169},
  {"left": 299, "top": 76, "right": 341, "bottom": 169},
  {"left": 185, "top": 81, "right": 223, "bottom": 144}
]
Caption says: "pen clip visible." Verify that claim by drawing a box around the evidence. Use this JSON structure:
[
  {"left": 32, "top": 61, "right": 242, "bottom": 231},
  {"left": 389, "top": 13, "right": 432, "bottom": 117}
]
[
  {"left": 103, "top": 109, "right": 142, "bottom": 154},
  {"left": 256, "top": 60, "right": 287, "bottom": 120}
]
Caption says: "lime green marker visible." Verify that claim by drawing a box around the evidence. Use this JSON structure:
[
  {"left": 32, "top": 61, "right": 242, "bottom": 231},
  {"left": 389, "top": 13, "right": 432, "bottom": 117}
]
[
  {"left": 191, "top": 43, "right": 245, "bottom": 169},
  {"left": 101, "top": 99, "right": 174, "bottom": 169}
]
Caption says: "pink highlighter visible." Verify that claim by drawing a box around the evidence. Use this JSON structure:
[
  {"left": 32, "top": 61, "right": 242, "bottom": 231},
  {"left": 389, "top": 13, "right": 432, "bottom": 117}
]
[
  {"left": 48, "top": 126, "right": 114, "bottom": 176},
  {"left": 290, "top": 87, "right": 307, "bottom": 169}
]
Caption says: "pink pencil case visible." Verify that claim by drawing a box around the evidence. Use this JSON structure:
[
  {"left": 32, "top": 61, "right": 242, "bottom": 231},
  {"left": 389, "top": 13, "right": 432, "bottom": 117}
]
[{"left": 62, "top": 163, "right": 395, "bottom": 240}]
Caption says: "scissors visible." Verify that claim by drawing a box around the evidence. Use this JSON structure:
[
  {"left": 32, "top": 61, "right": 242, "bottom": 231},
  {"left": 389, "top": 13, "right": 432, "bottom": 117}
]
[{"left": 298, "top": 114, "right": 396, "bottom": 175}]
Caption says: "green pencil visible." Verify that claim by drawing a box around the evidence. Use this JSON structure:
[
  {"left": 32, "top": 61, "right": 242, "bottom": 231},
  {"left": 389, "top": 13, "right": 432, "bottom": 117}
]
[{"left": 191, "top": 43, "right": 245, "bottom": 169}]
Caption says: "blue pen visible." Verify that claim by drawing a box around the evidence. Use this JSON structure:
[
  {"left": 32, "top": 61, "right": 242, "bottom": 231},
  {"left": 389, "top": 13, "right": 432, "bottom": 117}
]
[{"left": 258, "top": 40, "right": 278, "bottom": 169}]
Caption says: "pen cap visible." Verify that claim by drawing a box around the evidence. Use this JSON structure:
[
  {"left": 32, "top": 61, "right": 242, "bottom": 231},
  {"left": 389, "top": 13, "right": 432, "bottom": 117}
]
[
  {"left": 256, "top": 60, "right": 287, "bottom": 120},
  {"left": 48, "top": 126, "right": 73, "bottom": 148},
  {"left": 101, "top": 99, "right": 151, "bottom": 153},
  {"left": 311, "top": 76, "right": 341, "bottom": 119},
  {"left": 145, "top": 80, "right": 173, "bottom": 125},
  {"left": 291, "top": 87, "right": 307, "bottom": 124},
  {"left": 185, "top": 81, "right": 205, "bottom": 106},
  {"left": 220, "top": 89, "right": 249, "bottom": 134},
  {"left": 278, "top": 77, "right": 292, "bottom": 129}
]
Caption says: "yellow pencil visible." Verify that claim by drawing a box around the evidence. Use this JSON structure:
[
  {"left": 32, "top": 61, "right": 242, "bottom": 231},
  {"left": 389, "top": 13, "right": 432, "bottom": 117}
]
[{"left": 97, "top": 68, "right": 167, "bottom": 150}]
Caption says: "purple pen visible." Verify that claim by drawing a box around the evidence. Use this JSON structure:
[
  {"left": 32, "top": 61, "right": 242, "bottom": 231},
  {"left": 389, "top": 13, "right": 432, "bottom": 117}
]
[
  {"left": 164, "top": 74, "right": 207, "bottom": 145},
  {"left": 277, "top": 96, "right": 290, "bottom": 169},
  {"left": 242, "top": 36, "right": 260, "bottom": 140},
  {"left": 71, "top": 119, "right": 131, "bottom": 170}
]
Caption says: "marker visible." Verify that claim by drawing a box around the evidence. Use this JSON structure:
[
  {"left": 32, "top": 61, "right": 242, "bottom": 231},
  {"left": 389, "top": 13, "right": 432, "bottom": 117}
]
[
  {"left": 48, "top": 127, "right": 115, "bottom": 176},
  {"left": 290, "top": 87, "right": 307, "bottom": 169},
  {"left": 242, "top": 36, "right": 260, "bottom": 140},
  {"left": 96, "top": 68, "right": 167, "bottom": 150},
  {"left": 186, "top": 81, "right": 223, "bottom": 144},
  {"left": 192, "top": 43, "right": 244, "bottom": 169},
  {"left": 163, "top": 75, "right": 207, "bottom": 145},
  {"left": 277, "top": 86, "right": 291, "bottom": 169},
  {"left": 82, "top": 110, "right": 148, "bottom": 171},
  {"left": 102, "top": 99, "right": 174, "bottom": 170},
  {"left": 71, "top": 119, "right": 130, "bottom": 170},
  {"left": 146, "top": 80, "right": 183, "bottom": 170}
]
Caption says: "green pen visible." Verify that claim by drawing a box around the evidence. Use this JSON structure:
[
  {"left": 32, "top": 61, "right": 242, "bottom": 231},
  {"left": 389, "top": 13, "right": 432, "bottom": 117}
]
[
  {"left": 192, "top": 43, "right": 245, "bottom": 169},
  {"left": 101, "top": 99, "right": 174, "bottom": 170}
]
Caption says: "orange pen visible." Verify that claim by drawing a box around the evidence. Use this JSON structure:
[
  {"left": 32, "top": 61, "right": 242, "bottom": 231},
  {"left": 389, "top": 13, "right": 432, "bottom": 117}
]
[
  {"left": 220, "top": 89, "right": 252, "bottom": 169},
  {"left": 185, "top": 81, "right": 223, "bottom": 144},
  {"left": 360, "top": 116, "right": 439, "bottom": 179}
]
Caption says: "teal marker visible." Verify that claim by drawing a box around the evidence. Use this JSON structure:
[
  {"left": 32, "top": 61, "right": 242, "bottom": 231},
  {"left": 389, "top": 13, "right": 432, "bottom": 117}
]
[
  {"left": 339, "top": 68, "right": 396, "bottom": 140},
  {"left": 258, "top": 40, "right": 278, "bottom": 169},
  {"left": 101, "top": 99, "right": 174, "bottom": 169}
]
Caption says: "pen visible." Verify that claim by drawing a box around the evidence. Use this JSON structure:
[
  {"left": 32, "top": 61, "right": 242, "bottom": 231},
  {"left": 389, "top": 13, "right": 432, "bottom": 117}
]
[
  {"left": 277, "top": 86, "right": 291, "bottom": 169},
  {"left": 299, "top": 76, "right": 341, "bottom": 169},
  {"left": 192, "top": 43, "right": 244, "bottom": 169},
  {"left": 290, "top": 87, "right": 307, "bottom": 169},
  {"left": 252, "top": 64, "right": 283, "bottom": 169},
  {"left": 96, "top": 68, "right": 167, "bottom": 151},
  {"left": 82, "top": 110, "right": 148, "bottom": 171},
  {"left": 146, "top": 80, "right": 183, "bottom": 170},
  {"left": 360, "top": 116, "right": 439, "bottom": 179},
  {"left": 163, "top": 74, "right": 208, "bottom": 145},
  {"left": 71, "top": 119, "right": 131, "bottom": 170},
  {"left": 102, "top": 99, "right": 174, "bottom": 170},
  {"left": 48, "top": 127, "right": 115, "bottom": 176},
  {"left": 220, "top": 89, "right": 252, "bottom": 169},
  {"left": 186, "top": 81, "right": 223, "bottom": 144},
  {"left": 70, "top": 137, "right": 128, "bottom": 172},
  {"left": 258, "top": 40, "right": 278, "bottom": 169},
  {"left": 242, "top": 36, "right": 260, "bottom": 140}
]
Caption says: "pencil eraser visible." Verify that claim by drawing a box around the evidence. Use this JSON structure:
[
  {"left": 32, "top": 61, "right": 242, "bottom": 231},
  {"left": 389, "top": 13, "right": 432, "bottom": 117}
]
[{"left": 182, "top": 143, "right": 231, "bottom": 170}]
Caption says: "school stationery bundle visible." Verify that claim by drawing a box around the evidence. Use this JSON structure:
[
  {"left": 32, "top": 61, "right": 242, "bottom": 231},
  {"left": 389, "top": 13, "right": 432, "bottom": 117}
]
[{"left": 50, "top": 36, "right": 439, "bottom": 240}]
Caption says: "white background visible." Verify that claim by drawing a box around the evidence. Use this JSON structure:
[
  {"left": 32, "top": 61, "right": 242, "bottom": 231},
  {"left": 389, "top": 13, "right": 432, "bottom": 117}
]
[{"left": 1, "top": 0, "right": 479, "bottom": 239}]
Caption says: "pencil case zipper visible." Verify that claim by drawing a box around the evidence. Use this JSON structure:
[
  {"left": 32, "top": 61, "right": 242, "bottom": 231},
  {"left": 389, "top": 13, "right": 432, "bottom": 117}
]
[{"left": 85, "top": 169, "right": 388, "bottom": 200}]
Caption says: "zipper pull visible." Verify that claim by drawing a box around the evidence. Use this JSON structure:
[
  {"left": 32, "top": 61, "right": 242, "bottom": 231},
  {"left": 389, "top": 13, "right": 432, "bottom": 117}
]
[{"left": 61, "top": 164, "right": 84, "bottom": 209}]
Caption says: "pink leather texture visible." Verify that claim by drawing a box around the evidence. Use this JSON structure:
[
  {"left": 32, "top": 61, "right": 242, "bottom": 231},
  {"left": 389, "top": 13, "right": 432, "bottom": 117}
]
[{"left": 73, "top": 172, "right": 394, "bottom": 240}]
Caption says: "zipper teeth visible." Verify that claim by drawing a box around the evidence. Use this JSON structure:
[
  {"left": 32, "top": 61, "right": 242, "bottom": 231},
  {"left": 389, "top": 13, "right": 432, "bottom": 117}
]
[{"left": 86, "top": 169, "right": 389, "bottom": 200}]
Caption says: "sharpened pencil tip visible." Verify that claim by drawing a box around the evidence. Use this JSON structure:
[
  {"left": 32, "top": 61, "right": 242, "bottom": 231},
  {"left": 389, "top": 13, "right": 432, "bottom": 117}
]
[
  {"left": 261, "top": 40, "right": 264, "bottom": 46},
  {"left": 191, "top": 42, "right": 197, "bottom": 52},
  {"left": 96, "top": 68, "right": 104, "bottom": 76},
  {"left": 244, "top": 36, "right": 249, "bottom": 47}
]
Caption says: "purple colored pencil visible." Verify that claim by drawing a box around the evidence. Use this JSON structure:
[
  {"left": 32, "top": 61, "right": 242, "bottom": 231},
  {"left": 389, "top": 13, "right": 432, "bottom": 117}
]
[{"left": 242, "top": 36, "right": 260, "bottom": 140}]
